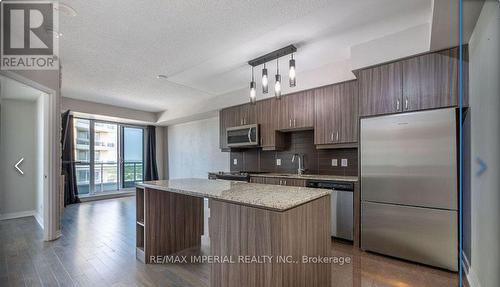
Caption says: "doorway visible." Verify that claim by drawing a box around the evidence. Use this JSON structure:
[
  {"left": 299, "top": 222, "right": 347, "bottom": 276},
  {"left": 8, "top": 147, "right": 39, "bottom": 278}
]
[{"left": 0, "top": 74, "right": 57, "bottom": 241}]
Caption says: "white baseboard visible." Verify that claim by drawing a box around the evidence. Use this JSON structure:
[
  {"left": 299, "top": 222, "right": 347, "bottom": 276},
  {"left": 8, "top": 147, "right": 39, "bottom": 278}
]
[
  {"left": 0, "top": 210, "right": 37, "bottom": 221},
  {"left": 466, "top": 267, "right": 481, "bottom": 287},
  {"left": 34, "top": 212, "right": 44, "bottom": 229}
]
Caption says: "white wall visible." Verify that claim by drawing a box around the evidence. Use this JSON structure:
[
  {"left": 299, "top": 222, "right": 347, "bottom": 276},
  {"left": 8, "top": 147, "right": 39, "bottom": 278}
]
[
  {"left": 61, "top": 97, "right": 157, "bottom": 124},
  {"left": 468, "top": 2, "right": 500, "bottom": 287},
  {"left": 351, "top": 24, "right": 430, "bottom": 69},
  {"left": 168, "top": 116, "right": 229, "bottom": 179},
  {"left": 0, "top": 99, "right": 38, "bottom": 219}
]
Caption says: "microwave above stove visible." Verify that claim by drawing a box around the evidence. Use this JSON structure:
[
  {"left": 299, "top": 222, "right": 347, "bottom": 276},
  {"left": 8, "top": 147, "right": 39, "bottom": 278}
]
[{"left": 226, "top": 124, "right": 259, "bottom": 147}]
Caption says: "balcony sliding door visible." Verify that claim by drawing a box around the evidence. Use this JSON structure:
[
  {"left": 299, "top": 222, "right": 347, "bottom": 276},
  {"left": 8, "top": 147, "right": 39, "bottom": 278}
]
[
  {"left": 74, "top": 118, "right": 144, "bottom": 196},
  {"left": 121, "top": 127, "right": 144, "bottom": 188}
]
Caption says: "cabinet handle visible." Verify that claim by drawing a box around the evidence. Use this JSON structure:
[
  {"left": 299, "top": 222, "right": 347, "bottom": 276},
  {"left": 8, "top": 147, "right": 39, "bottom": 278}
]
[
  {"left": 396, "top": 99, "right": 400, "bottom": 111},
  {"left": 293, "top": 118, "right": 296, "bottom": 127},
  {"left": 336, "top": 131, "right": 339, "bottom": 141},
  {"left": 405, "top": 98, "right": 409, "bottom": 110}
]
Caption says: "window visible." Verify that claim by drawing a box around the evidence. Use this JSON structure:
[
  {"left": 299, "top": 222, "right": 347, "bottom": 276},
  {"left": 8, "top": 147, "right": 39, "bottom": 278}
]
[
  {"left": 77, "top": 169, "right": 89, "bottom": 182},
  {"left": 73, "top": 118, "right": 144, "bottom": 196},
  {"left": 77, "top": 150, "right": 89, "bottom": 161}
]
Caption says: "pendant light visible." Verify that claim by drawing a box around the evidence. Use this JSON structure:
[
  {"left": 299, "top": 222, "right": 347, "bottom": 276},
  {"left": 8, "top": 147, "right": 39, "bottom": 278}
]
[
  {"left": 289, "top": 54, "right": 296, "bottom": 87},
  {"left": 275, "top": 58, "right": 281, "bottom": 99},
  {"left": 249, "top": 66, "right": 256, "bottom": 104},
  {"left": 262, "top": 63, "right": 268, "bottom": 94}
]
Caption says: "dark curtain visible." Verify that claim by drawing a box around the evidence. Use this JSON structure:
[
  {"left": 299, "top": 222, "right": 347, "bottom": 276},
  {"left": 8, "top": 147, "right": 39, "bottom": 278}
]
[
  {"left": 61, "top": 110, "right": 80, "bottom": 205},
  {"left": 144, "top": 125, "right": 159, "bottom": 181}
]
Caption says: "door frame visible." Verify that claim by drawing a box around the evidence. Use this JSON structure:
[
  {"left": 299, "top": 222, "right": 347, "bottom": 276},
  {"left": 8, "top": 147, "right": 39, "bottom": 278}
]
[{"left": 0, "top": 70, "right": 60, "bottom": 242}]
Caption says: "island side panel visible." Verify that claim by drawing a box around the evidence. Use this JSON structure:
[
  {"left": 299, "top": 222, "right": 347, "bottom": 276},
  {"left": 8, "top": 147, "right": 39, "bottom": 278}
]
[
  {"left": 144, "top": 188, "right": 204, "bottom": 263},
  {"left": 210, "top": 195, "right": 331, "bottom": 287},
  {"left": 281, "top": 195, "right": 331, "bottom": 287}
]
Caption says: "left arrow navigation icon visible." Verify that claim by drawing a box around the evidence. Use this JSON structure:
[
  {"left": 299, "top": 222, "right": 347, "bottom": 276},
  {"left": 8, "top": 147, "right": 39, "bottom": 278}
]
[{"left": 15, "top": 158, "right": 24, "bottom": 175}]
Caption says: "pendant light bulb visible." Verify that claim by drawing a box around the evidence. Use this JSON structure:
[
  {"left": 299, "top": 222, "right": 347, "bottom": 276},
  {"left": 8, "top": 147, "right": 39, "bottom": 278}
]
[
  {"left": 262, "top": 64, "right": 268, "bottom": 94},
  {"left": 289, "top": 54, "right": 296, "bottom": 87},
  {"left": 275, "top": 58, "right": 281, "bottom": 99},
  {"left": 250, "top": 67, "right": 256, "bottom": 104}
]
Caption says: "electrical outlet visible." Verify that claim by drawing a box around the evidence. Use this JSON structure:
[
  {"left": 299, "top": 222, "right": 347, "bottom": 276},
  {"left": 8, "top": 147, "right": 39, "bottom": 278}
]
[
  {"left": 233, "top": 158, "right": 238, "bottom": 165},
  {"left": 331, "top": 159, "right": 338, "bottom": 167},
  {"left": 341, "top": 158, "right": 348, "bottom": 167},
  {"left": 276, "top": 158, "right": 282, "bottom": 166}
]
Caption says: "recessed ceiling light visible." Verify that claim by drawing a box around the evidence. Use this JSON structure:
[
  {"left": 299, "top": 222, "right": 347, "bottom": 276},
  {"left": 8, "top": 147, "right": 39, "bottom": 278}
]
[
  {"left": 156, "top": 75, "right": 168, "bottom": 79},
  {"left": 57, "top": 3, "right": 77, "bottom": 17}
]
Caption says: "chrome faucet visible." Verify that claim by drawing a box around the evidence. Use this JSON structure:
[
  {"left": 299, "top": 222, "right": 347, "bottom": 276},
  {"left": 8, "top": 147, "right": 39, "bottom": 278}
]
[{"left": 292, "top": 153, "right": 305, "bottom": 175}]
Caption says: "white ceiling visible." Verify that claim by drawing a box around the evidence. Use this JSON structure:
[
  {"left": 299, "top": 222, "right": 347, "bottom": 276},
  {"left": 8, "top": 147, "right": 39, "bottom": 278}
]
[{"left": 60, "top": 0, "right": 433, "bottom": 122}]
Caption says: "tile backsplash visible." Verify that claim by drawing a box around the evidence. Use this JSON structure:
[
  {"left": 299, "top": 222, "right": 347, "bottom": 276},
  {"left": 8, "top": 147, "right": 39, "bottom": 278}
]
[{"left": 230, "top": 130, "right": 358, "bottom": 176}]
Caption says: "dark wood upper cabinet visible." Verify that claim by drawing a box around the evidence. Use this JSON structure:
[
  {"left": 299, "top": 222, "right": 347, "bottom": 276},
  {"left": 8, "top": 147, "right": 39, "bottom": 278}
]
[
  {"left": 314, "top": 81, "right": 358, "bottom": 145},
  {"left": 402, "top": 47, "right": 466, "bottom": 111},
  {"left": 239, "top": 103, "right": 256, "bottom": 125},
  {"left": 219, "top": 103, "right": 256, "bottom": 151},
  {"left": 278, "top": 90, "right": 314, "bottom": 130},
  {"left": 219, "top": 106, "right": 240, "bottom": 150},
  {"left": 358, "top": 62, "right": 403, "bottom": 117},
  {"left": 256, "top": 98, "right": 284, "bottom": 150},
  {"left": 314, "top": 85, "right": 337, "bottom": 145},
  {"left": 339, "top": 81, "right": 358, "bottom": 143},
  {"left": 220, "top": 46, "right": 467, "bottom": 151}
]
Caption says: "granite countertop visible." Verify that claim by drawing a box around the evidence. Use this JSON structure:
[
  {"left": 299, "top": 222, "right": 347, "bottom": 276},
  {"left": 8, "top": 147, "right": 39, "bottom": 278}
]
[
  {"left": 249, "top": 173, "right": 358, "bottom": 182},
  {"left": 137, "top": 178, "right": 330, "bottom": 212}
]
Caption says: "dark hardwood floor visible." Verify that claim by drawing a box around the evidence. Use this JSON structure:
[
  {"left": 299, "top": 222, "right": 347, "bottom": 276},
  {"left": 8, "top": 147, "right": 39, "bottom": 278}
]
[{"left": 0, "top": 196, "right": 464, "bottom": 287}]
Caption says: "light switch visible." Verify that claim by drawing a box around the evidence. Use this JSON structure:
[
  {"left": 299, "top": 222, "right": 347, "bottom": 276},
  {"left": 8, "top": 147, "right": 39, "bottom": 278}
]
[
  {"left": 341, "top": 158, "right": 348, "bottom": 167},
  {"left": 331, "top": 159, "right": 338, "bottom": 167},
  {"left": 276, "top": 158, "right": 281, "bottom": 166},
  {"left": 233, "top": 158, "right": 238, "bottom": 165}
]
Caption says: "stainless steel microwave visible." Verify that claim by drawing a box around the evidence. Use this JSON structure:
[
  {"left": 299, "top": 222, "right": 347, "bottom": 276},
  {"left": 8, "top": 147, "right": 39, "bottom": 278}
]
[{"left": 226, "top": 124, "right": 259, "bottom": 147}]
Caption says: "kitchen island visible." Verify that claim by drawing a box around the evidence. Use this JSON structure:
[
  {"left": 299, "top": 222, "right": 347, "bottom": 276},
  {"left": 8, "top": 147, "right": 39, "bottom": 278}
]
[{"left": 136, "top": 178, "right": 332, "bottom": 287}]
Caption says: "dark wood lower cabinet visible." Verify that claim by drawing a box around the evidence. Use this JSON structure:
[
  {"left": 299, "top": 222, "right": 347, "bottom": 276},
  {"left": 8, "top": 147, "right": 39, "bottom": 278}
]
[
  {"left": 136, "top": 187, "right": 204, "bottom": 263},
  {"left": 250, "top": 176, "right": 306, "bottom": 187},
  {"left": 210, "top": 196, "right": 331, "bottom": 287}
]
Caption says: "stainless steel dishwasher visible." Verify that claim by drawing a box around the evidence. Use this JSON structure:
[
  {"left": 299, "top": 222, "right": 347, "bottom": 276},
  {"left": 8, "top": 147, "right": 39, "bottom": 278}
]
[{"left": 306, "top": 180, "right": 354, "bottom": 241}]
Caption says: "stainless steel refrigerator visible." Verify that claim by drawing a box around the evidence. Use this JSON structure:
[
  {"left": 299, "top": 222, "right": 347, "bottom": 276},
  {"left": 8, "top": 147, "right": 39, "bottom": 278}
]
[{"left": 360, "top": 108, "right": 458, "bottom": 271}]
